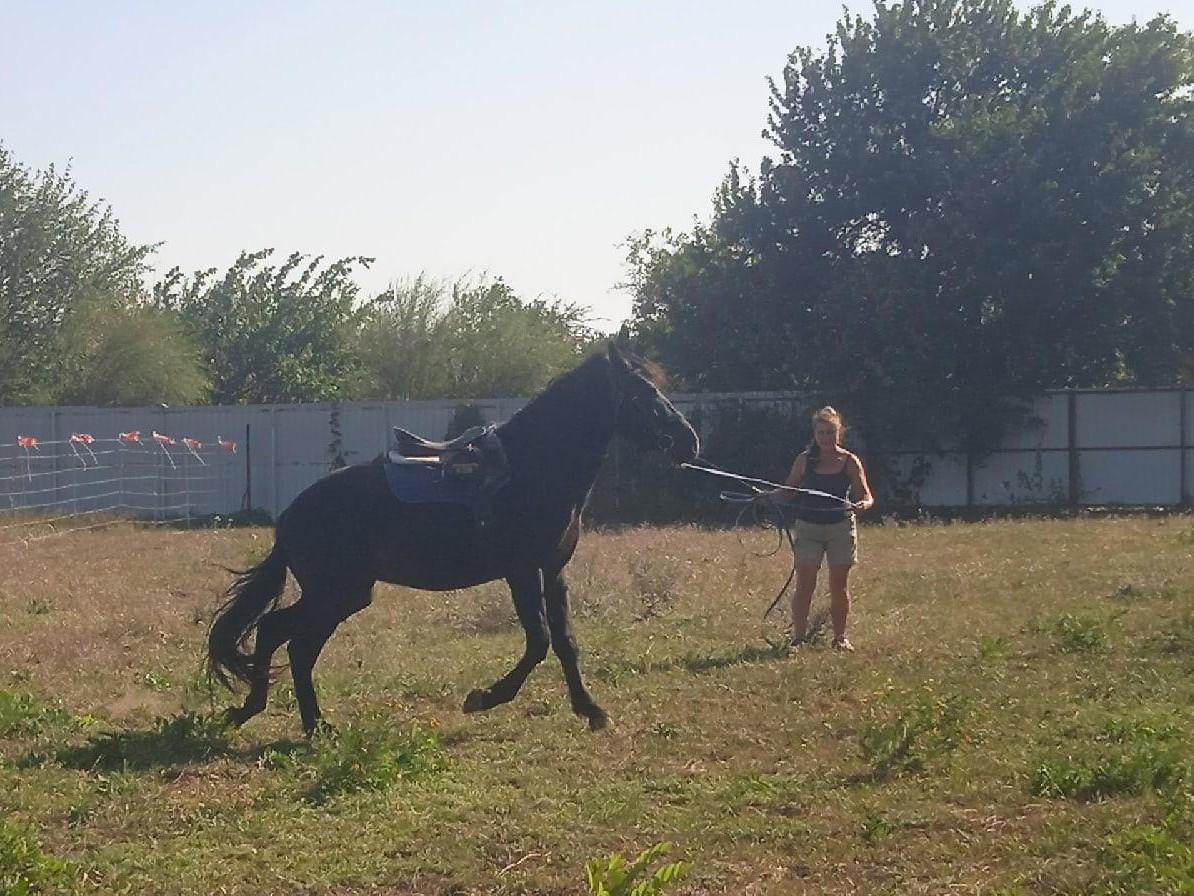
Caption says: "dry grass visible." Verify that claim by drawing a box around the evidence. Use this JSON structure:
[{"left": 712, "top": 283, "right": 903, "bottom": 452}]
[{"left": 0, "top": 515, "right": 1192, "bottom": 894}]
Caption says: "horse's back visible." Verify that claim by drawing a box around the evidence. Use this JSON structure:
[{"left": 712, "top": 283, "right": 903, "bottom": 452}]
[{"left": 276, "top": 462, "right": 502, "bottom": 591}]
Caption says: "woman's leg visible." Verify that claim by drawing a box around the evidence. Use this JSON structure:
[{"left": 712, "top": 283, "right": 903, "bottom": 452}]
[
  {"left": 827, "top": 564, "right": 853, "bottom": 647},
  {"left": 791, "top": 564, "right": 821, "bottom": 644}
]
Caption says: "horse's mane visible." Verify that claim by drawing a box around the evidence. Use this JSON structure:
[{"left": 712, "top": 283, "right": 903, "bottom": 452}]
[
  {"left": 621, "top": 350, "right": 667, "bottom": 390},
  {"left": 500, "top": 347, "right": 668, "bottom": 434},
  {"left": 546, "top": 347, "right": 668, "bottom": 392}
]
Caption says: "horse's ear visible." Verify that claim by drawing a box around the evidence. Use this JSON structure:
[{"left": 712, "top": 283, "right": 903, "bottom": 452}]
[{"left": 607, "top": 342, "right": 631, "bottom": 374}]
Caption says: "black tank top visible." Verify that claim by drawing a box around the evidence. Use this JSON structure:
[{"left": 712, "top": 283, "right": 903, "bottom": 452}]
[{"left": 796, "top": 457, "right": 852, "bottom": 524}]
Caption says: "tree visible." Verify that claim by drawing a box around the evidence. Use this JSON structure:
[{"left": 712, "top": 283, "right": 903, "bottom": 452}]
[
  {"left": 0, "top": 144, "right": 154, "bottom": 404},
  {"left": 356, "top": 275, "right": 599, "bottom": 399},
  {"left": 355, "top": 274, "right": 451, "bottom": 399},
  {"left": 628, "top": 1, "right": 1194, "bottom": 454},
  {"left": 56, "top": 304, "right": 210, "bottom": 406},
  {"left": 154, "top": 250, "right": 371, "bottom": 404},
  {"left": 439, "top": 279, "right": 599, "bottom": 398}
]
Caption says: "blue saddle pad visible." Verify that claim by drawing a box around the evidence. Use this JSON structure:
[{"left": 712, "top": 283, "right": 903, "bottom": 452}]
[{"left": 383, "top": 461, "right": 480, "bottom": 506}]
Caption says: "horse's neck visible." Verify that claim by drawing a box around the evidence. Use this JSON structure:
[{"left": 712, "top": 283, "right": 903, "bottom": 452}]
[{"left": 498, "top": 364, "right": 614, "bottom": 503}]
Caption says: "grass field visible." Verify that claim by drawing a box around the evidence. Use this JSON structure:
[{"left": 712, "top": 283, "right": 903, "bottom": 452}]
[{"left": 1, "top": 515, "right": 1192, "bottom": 895}]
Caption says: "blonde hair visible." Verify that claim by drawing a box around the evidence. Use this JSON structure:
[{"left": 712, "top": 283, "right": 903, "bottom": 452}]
[
  {"left": 812, "top": 405, "right": 844, "bottom": 433},
  {"left": 807, "top": 406, "right": 846, "bottom": 462}
]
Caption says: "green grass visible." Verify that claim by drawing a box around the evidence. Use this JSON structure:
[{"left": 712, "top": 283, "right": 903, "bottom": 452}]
[
  {"left": 0, "top": 691, "right": 78, "bottom": 741},
  {"left": 1028, "top": 716, "right": 1190, "bottom": 806},
  {"left": 0, "top": 516, "right": 1193, "bottom": 893},
  {"left": 295, "top": 716, "right": 447, "bottom": 804},
  {"left": 0, "top": 819, "right": 74, "bottom": 894},
  {"left": 856, "top": 687, "right": 968, "bottom": 780}
]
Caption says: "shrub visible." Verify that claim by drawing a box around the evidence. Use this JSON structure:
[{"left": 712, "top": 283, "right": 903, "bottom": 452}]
[
  {"left": 0, "top": 820, "right": 73, "bottom": 894},
  {"left": 0, "top": 692, "right": 69, "bottom": 739},
  {"left": 304, "top": 718, "right": 446, "bottom": 803},
  {"left": 1096, "top": 796, "right": 1194, "bottom": 893},
  {"left": 858, "top": 691, "right": 967, "bottom": 779},
  {"left": 1047, "top": 614, "right": 1106, "bottom": 654},
  {"left": 1029, "top": 717, "right": 1188, "bottom": 802},
  {"left": 584, "top": 841, "right": 689, "bottom": 896}
]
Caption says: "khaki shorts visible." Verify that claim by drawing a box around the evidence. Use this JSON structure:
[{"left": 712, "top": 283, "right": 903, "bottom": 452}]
[{"left": 793, "top": 518, "right": 858, "bottom": 567}]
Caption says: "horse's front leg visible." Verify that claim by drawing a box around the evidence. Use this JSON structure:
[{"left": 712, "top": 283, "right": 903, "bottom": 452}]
[
  {"left": 544, "top": 569, "right": 608, "bottom": 730},
  {"left": 463, "top": 567, "right": 550, "bottom": 714}
]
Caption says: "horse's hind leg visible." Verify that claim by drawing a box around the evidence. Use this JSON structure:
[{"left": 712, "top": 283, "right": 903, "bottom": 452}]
[
  {"left": 463, "top": 568, "right": 550, "bottom": 715},
  {"left": 225, "top": 603, "right": 302, "bottom": 727},
  {"left": 288, "top": 584, "right": 374, "bottom": 737},
  {"left": 545, "top": 570, "right": 609, "bottom": 730}
]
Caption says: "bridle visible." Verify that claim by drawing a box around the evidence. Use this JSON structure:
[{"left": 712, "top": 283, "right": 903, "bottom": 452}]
[{"left": 613, "top": 371, "right": 682, "bottom": 456}]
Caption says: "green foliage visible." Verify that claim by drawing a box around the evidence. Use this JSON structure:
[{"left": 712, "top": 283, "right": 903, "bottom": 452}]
[
  {"left": 627, "top": 1, "right": 1194, "bottom": 459},
  {"left": 0, "top": 144, "right": 154, "bottom": 405},
  {"left": 356, "top": 274, "right": 599, "bottom": 400},
  {"left": 858, "top": 809, "right": 897, "bottom": 844},
  {"left": 975, "top": 634, "right": 1011, "bottom": 659},
  {"left": 858, "top": 689, "right": 967, "bottom": 779},
  {"left": 0, "top": 692, "right": 69, "bottom": 739},
  {"left": 154, "top": 249, "right": 370, "bottom": 404},
  {"left": 1045, "top": 613, "right": 1107, "bottom": 654},
  {"left": 302, "top": 718, "right": 446, "bottom": 803},
  {"left": 858, "top": 808, "right": 930, "bottom": 845},
  {"left": 1095, "top": 795, "right": 1194, "bottom": 894},
  {"left": 353, "top": 273, "right": 448, "bottom": 400},
  {"left": 584, "top": 842, "right": 689, "bottom": 896},
  {"left": 0, "top": 819, "right": 73, "bottom": 895},
  {"left": 56, "top": 304, "right": 210, "bottom": 406},
  {"left": 1030, "top": 748, "right": 1186, "bottom": 802},
  {"left": 1030, "top": 717, "right": 1189, "bottom": 802}
]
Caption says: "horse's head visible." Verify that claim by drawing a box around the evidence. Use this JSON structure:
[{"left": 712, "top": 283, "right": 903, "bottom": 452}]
[{"left": 608, "top": 343, "right": 700, "bottom": 465}]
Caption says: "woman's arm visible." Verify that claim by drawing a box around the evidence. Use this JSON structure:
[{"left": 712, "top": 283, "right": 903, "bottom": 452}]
[
  {"left": 764, "top": 453, "right": 806, "bottom": 503},
  {"left": 847, "top": 453, "right": 875, "bottom": 512}
]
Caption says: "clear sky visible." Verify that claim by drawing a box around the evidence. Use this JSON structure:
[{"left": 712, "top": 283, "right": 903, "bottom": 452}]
[{"left": 3, "top": 1, "right": 1191, "bottom": 332}]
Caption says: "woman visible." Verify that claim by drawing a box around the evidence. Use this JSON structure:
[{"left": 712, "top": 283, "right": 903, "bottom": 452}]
[{"left": 767, "top": 406, "right": 874, "bottom": 651}]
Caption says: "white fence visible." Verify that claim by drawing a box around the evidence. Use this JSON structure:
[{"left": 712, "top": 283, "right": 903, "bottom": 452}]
[
  {"left": 884, "top": 388, "right": 1192, "bottom": 507},
  {"left": 0, "top": 388, "right": 1189, "bottom": 522}
]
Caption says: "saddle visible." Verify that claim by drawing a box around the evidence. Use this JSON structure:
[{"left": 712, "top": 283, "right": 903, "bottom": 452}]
[
  {"left": 383, "top": 425, "right": 510, "bottom": 535},
  {"left": 390, "top": 424, "right": 491, "bottom": 465}
]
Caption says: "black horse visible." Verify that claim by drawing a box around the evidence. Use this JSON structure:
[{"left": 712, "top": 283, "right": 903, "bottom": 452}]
[{"left": 208, "top": 344, "right": 699, "bottom": 735}]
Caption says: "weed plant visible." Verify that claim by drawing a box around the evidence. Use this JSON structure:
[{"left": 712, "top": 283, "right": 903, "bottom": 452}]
[
  {"left": 585, "top": 841, "right": 688, "bottom": 896},
  {"left": 857, "top": 688, "right": 968, "bottom": 779},
  {"left": 0, "top": 820, "right": 74, "bottom": 894},
  {"left": 298, "top": 717, "right": 446, "bottom": 803}
]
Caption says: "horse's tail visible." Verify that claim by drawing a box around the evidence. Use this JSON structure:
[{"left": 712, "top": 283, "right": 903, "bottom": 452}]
[{"left": 207, "top": 543, "right": 289, "bottom": 690}]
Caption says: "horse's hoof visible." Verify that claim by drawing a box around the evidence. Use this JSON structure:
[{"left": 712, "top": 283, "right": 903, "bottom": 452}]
[
  {"left": 223, "top": 707, "right": 247, "bottom": 727},
  {"left": 588, "top": 710, "right": 611, "bottom": 731},
  {"left": 306, "top": 719, "right": 337, "bottom": 739},
  {"left": 462, "top": 689, "right": 488, "bottom": 714}
]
